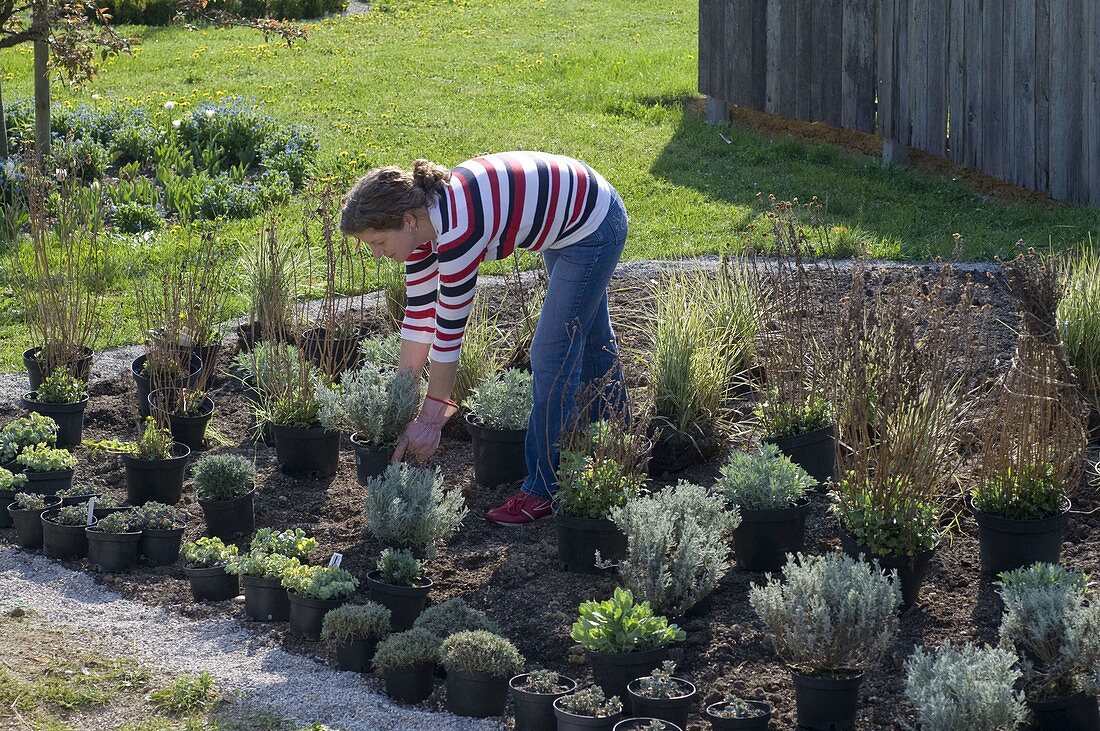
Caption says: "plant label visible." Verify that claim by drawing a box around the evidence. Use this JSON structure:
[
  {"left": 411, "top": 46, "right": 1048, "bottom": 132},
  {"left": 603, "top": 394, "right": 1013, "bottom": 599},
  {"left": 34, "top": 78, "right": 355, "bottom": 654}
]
[
  {"left": 86, "top": 497, "right": 96, "bottom": 525},
  {"left": 329, "top": 553, "right": 343, "bottom": 568}
]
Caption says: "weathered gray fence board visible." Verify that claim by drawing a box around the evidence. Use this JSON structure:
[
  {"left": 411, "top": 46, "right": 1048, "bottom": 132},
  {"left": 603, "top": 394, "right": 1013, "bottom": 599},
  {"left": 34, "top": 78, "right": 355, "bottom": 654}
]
[
  {"left": 842, "top": 0, "right": 876, "bottom": 132},
  {"left": 1013, "top": 0, "right": 1036, "bottom": 190},
  {"left": 1090, "top": 0, "right": 1100, "bottom": 206},
  {"left": 947, "top": 0, "right": 966, "bottom": 163},
  {"left": 1035, "top": 0, "right": 1051, "bottom": 193}
]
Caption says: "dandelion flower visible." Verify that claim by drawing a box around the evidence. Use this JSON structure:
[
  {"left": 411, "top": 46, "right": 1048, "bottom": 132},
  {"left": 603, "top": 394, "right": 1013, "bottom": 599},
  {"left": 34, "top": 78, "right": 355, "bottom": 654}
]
[
  {"left": 172, "top": 119, "right": 182, "bottom": 129},
  {"left": 204, "top": 109, "right": 216, "bottom": 119},
  {"left": 164, "top": 100, "right": 176, "bottom": 110},
  {"left": 91, "top": 93, "right": 102, "bottom": 101}
]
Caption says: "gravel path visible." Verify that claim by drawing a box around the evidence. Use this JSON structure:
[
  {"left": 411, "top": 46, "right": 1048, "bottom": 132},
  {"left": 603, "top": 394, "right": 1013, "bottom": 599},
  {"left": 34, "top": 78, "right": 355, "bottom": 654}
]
[{"left": 0, "top": 548, "right": 501, "bottom": 731}]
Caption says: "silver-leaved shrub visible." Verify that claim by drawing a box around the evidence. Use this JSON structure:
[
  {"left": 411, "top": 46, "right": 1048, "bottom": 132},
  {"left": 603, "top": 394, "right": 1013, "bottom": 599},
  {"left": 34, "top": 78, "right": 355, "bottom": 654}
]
[
  {"left": 364, "top": 463, "right": 468, "bottom": 557},
  {"left": 464, "top": 369, "right": 534, "bottom": 431},
  {"left": 316, "top": 366, "right": 420, "bottom": 446},
  {"left": 717, "top": 443, "right": 813, "bottom": 510},
  {"left": 903, "top": 643, "right": 1026, "bottom": 731}
]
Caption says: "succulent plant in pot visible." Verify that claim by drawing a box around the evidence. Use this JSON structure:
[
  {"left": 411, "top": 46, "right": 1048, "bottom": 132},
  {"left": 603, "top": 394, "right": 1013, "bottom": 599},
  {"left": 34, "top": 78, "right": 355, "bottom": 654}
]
[
  {"left": 903, "top": 642, "right": 1026, "bottom": 731},
  {"left": 440, "top": 630, "right": 525, "bottom": 718},
  {"left": 8, "top": 491, "right": 61, "bottom": 549},
  {"left": 373, "top": 627, "right": 441, "bottom": 704},
  {"left": 365, "top": 548, "right": 432, "bottom": 631},
  {"left": 0, "top": 412, "right": 59, "bottom": 467},
  {"left": 16, "top": 443, "right": 78, "bottom": 496},
  {"left": 571, "top": 588, "right": 686, "bottom": 701},
  {"left": 553, "top": 685, "right": 624, "bottom": 731},
  {"left": 749, "top": 551, "right": 901, "bottom": 731},
  {"left": 182, "top": 537, "right": 240, "bottom": 602},
  {"left": 136, "top": 501, "right": 187, "bottom": 566},
  {"left": 718, "top": 443, "right": 814, "bottom": 572},
  {"left": 364, "top": 463, "right": 468, "bottom": 559},
  {"left": 463, "top": 369, "right": 533, "bottom": 487},
  {"left": 321, "top": 602, "right": 392, "bottom": 672},
  {"left": 704, "top": 694, "right": 773, "bottom": 730},
  {"left": 510, "top": 669, "right": 579, "bottom": 731},
  {"left": 0, "top": 466, "right": 28, "bottom": 529},
  {"left": 626, "top": 661, "right": 697, "bottom": 730},
  {"left": 612, "top": 720, "right": 681, "bottom": 731},
  {"left": 86, "top": 508, "right": 144, "bottom": 573},
  {"left": 316, "top": 366, "right": 420, "bottom": 484},
  {"left": 281, "top": 563, "right": 359, "bottom": 641},
  {"left": 56, "top": 483, "right": 102, "bottom": 507},
  {"left": 192, "top": 454, "right": 256, "bottom": 540},
  {"left": 41, "top": 503, "right": 94, "bottom": 560},
  {"left": 22, "top": 367, "right": 89, "bottom": 449}
]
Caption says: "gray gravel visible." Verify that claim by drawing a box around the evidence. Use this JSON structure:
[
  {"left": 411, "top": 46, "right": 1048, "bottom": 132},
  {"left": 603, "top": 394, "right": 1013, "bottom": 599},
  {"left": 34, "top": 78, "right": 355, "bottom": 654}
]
[{"left": 0, "top": 548, "right": 501, "bottom": 731}]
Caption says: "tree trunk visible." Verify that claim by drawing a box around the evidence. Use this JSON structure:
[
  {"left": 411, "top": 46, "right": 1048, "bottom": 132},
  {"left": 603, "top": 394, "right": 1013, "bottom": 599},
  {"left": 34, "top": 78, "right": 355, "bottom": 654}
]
[
  {"left": 33, "top": 0, "right": 50, "bottom": 166},
  {"left": 0, "top": 72, "right": 8, "bottom": 160}
]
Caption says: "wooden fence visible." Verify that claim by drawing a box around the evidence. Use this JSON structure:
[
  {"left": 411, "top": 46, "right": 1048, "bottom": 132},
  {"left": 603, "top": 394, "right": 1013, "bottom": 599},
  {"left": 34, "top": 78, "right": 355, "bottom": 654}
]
[{"left": 698, "top": 0, "right": 1100, "bottom": 206}]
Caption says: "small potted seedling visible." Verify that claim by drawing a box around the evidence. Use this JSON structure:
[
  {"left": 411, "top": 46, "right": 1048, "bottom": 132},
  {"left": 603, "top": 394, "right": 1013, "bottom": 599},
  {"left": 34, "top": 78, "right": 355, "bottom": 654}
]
[
  {"left": 464, "top": 369, "right": 533, "bottom": 487},
  {"left": 88, "top": 419, "right": 190, "bottom": 505},
  {"left": 553, "top": 685, "right": 624, "bottom": 731},
  {"left": 364, "top": 463, "right": 468, "bottom": 560},
  {"left": 321, "top": 602, "right": 392, "bottom": 672},
  {"left": 227, "top": 528, "right": 316, "bottom": 622},
  {"left": 511, "top": 669, "right": 579, "bottom": 731},
  {"left": 192, "top": 454, "right": 256, "bottom": 540},
  {"left": 41, "top": 503, "right": 94, "bottom": 560},
  {"left": 22, "top": 367, "right": 89, "bottom": 449},
  {"left": 281, "top": 563, "right": 359, "bottom": 641},
  {"left": 613, "top": 720, "right": 681, "bottom": 731},
  {"left": 136, "top": 502, "right": 187, "bottom": 566},
  {"left": 572, "top": 588, "right": 686, "bottom": 700},
  {"left": 440, "top": 630, "right": 525, "bottom": 718},
  {"left": 8, "top": 491, "right": 61, "bottom": 548},
  {"left": 182, "top": 537, "right": 240, "bottom": 602},
  {"left": 16, "top": 443, "right": 78, "bottom": 496},
  {"left": 365, "top": 548, "right": 433, "bottom": 631},
  {"left": 626, "top": 662, "right": 697, "bottom": 730},
  {"left": 86, "top": 509, "right": 144, "bottom": 573},
  {"left": 148, "top": 388, "right": 214, "bottom": 452},
  {"left": 57, "top": 484, "right": 102, "bottom": 507},
  {"left": 0, "top": 467, "right": 27, "bottom": 529},
  {"left": 316, "top": 366, "right": 419, "bottom": 484},
  {"left": 0, "top": 412, "right": 59, "bottom": 469},
  {"left": 372, "top": 627, "right": 440, "bottom": 704},
  {"left": 705, "top": 695, "right": 773, "bottom": 730},
  {"left": 718, "top": 444, "right": 813, "bottom": 572},
  {"left": 756, "top": 390, "right": 834, "bottom": 486}
]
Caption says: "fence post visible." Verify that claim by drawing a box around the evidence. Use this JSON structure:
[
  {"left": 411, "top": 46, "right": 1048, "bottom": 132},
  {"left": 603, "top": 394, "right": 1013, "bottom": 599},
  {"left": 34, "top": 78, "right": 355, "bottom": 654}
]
[{"left": 706, "top": 97, "right": 732, "bottom": 125}]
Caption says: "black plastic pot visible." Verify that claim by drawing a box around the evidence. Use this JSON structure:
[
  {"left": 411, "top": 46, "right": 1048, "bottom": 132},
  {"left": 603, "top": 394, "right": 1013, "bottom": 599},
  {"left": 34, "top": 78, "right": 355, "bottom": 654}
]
[
  {"left": 122, "top": 443, "right": 191, "bottom": 506},
  {"left": 791, "top": 670, "right": 863, "bottom": 731},
  {"left": 838, "top": 528, "right": 935, "bottom": 611},
  {"left": 733, "top": 498, "right": 810, "bottom": 572},
  {"left": 765, "top": 424, "right": 835, "bottom": 486},
  {"left": 466, "top": 415, "right": 528, "bottom": 487},
  {"left": 365, "top": 571, "right": 432, "bottom": 631},
  {"left": 302, "top": 326, "right": 365, "bottom": 376},
  {"left": 184, "top": 565, "right": 240, "bottom": 602},
  {"left": 148, "top": 389, "right": 214, "bottom": 452},
  {"left": 131, "top": 353, "right": 203, "bottom": 419},
  {"left": 1028, "top": 691, "right": 1100, "bottom": 731},
  {"left": 8, "top": 497, "right": 62, "bottom": 548},
  {"left": 586, "top": 646, "right": 669, "bottom": 701},
  {"left": 41, "top": 510, "right": 91, "bottom": 560},
  {"left": 627, "top": 677, "right": 696, "bottom": 729},
  {"left": 553, "top": 696, "right": 623, "bottom": 731},
  {"left": 24, "top": 346, "right": 93, "bottom": 392},
  {"left": 288, "top": 593, "right": 346, "bottom": 641},
  {"left": 351, "top": 433, "right": 392, "bottom": 485},
  {"left": 556, "top": 512, "right": 627, "bottom": 574},
  {"left": 60, "top": 490, "right": 101, "bottom": 507},
  {"left": 241, "top": 575, "right": 291, "bottom": 622},
  {"left": 272, "top": 424, "right": 340, "bottom": 479},
  {"left": 510, "top": 673, "right": 578, "bottom": 731},
  {"left": 94, "top": 504, "right": 132, "bottom": 520},
  {"left": 383, "top": 663, "right": 435, "bottom": 704},
  {"left": 970, "top": 497, "right": 1070, "bottom": 579},
  {"left": 22, "top": 394, "right": 88, "bottom": 450},
  {"left": 445, "top": 668, "right": 510, "bottom": 718},
  {"left": 613, "top": 720, "right": 681, "bottom": 731},
  {"left": 198, "top": 489, "right": 255, "bottom": 541},
  {"left": 0, "top": 489, "right": 15, "bottom": 529},
  {"left": 22, "top": 469, "right": 75, "bottom": 497},
  {"left": 86, "top": 527, "right": 141, "bottom": 573},
  {"left": 704, "top": 700, "right": 774, "bottom": 729},
  {"left": 140, "top": 527, "right": 185, "bottom": 566},
  {"left": 334, "top": 637, "right": 378, "bottom": 672}
]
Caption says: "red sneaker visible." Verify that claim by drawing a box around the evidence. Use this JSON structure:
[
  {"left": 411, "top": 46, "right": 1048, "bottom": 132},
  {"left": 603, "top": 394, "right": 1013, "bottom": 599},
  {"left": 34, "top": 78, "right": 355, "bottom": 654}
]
[{"left": 485, "top": 491, "right": 553, "bottom": 526}]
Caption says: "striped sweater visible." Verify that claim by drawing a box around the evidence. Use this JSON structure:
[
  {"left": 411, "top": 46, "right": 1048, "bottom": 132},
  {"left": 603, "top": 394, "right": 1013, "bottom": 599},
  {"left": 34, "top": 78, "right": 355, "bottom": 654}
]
[{"left": 402, "top": 151, "right": 614, "bottom": 363}]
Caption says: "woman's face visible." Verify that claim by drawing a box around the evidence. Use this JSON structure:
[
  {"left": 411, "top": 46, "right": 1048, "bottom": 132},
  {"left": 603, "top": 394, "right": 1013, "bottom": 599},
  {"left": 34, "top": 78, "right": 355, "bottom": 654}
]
[{"left": 353, "top": 211, "right": 430, "bottom": 263}]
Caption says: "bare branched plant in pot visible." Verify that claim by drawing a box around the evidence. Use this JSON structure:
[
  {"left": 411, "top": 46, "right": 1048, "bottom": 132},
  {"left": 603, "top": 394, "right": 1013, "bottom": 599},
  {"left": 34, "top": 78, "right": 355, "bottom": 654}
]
[
  {"left": 440, "top": 630, "right": 525, "bottom": 718},
  {"left": 972, "top": 253, "right": 1089, "bottom": 579},
  {"left": 238, "top": 217, "right": 303, "bottom": 351},
  {"left": 464, "top": 368, "right": 533, "bottom": 487}
]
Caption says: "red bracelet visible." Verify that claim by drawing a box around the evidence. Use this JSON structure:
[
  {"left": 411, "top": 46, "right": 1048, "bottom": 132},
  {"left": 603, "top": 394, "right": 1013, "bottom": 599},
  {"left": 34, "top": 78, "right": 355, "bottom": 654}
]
[{"left": 425, "top": 394, "right": 458, "bottom": 408}]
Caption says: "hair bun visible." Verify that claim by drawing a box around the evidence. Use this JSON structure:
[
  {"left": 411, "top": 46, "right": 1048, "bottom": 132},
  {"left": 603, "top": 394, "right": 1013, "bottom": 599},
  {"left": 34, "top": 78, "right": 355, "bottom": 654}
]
[{"left": 411, "top": 159, "right": 451, "bottom": 193}]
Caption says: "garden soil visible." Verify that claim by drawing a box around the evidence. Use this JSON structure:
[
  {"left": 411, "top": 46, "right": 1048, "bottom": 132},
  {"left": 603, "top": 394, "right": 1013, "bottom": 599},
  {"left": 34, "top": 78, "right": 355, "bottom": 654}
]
[{"left": 2, "top": 259, "right": 1096, "bottom": 730}]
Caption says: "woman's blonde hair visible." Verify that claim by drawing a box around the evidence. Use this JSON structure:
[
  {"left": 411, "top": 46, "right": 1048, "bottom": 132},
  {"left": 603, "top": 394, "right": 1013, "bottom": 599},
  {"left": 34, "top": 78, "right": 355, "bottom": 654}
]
[{"left": 340, "top": 159, "right": 451, "bottom": 235}]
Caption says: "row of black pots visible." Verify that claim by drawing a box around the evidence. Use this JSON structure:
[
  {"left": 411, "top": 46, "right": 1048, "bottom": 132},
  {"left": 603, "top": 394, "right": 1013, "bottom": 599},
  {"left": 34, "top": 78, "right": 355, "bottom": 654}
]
[{"left": 25, "top": 508, "right": 183, "bottom": 569}]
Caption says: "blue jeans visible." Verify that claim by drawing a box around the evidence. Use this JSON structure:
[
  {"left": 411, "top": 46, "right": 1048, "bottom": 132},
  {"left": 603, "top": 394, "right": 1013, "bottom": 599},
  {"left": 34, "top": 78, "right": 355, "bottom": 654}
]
[{"left": 522, "top": 192, "right": 629, "bottom": 499}]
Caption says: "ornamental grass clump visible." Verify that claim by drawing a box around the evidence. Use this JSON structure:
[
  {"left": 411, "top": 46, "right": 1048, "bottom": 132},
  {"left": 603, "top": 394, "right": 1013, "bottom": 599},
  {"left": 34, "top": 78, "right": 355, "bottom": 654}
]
[
  {"left": 1058, "top": 244, "right": 1100, "bottom": 430},
  {"left": 137, "top": 502, "right": 186, "bottom": 530},
  {"left": 372, "top": 627, "right": 440, "bottom": 671},
  {"left": 718, "top": 443, "right": 814, "bottom": 510},
  {"left": 191, "top": 454, "right": 255, "bottom": 502},
  {"left": 16, "top": 444, "right": 78, "bottom": 473},
  {"left": 571, "top": 588, "right": 686, "bottom": 654},
  {"left": 439, "top": 630, "right": 525, "bottom": 677},
  {"left": 557, "top": 685, "right": 622, "bottom": 718},
  {"left": 322, "top": 603, "right": 392, "bottom": 643},
  {"left": 249, "top": 527, "right": 316, "bottom": 561},
  {"left": 315, "top": 366, "right": 420, "bottom": 446},
  {"left": 557, "top": 420, "right": 650, "bottom": 520},
  {"left": 903, "top": 643, "right": 1026, "bottom": 731},
  {"left": 996, "top": 562, "right": 1100, "bottom": 700},
  {"left": 376, "top": 548, "right": 424, "bottom": 587},
  {"left": 412, "top": 597, "right": 501, "bottom": 639},
  {"left": 610, "top": 481, "right": 739, "bottom": 617},
  {"left": 182, "top": 537, "right": 238, "bottom": 569},
  {"left": 452, "top": 298, "right": 508, "bottom": 410},
  {"left": 464, "top": 369, "right": 534, "bottom": 431},
  {"left": 364, "top": 463, "right": 467, "bottom": 556},
  {"left": 281, "top": 564, "right": 359, "bottom": 601},
  {"left": 0, "top": 413, "right": 58, "bottom": 462},
  {"left": 35, "top": 368, "right": 88, "bottom": 404},
  {"left": 748, "top": 552, "right": 901, "bottom": 676}
]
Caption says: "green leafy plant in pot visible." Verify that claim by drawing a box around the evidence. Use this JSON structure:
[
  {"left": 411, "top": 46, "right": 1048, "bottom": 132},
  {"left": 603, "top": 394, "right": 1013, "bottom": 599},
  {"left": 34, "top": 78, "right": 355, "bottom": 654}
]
[
  {"left": 440, "top": 630, "right": 525, "bottom": 718},
  {"left": 321, "top": 602, "right": 392, "bottom": 672},
  {"left": 22, "top": 367, "right": 89, "bottom": 449},
  {"left": 192, "top": 454, "right": 256, "bottom": 540},
  {"left": 182, "top": 536, "right": 240, "bottom": 602},
  {"left": 227, "top": 549, "right": 301, "bottom": 622},
  {"left": 365, "top": 548, "right": 433, "bottom": 632},
  {"left": 903, "top": 642, "right": 1026, "bottom": 731},
  {"left": 8, "top": 491, "right": 60, "bottom": 549},
  {"left": 0, "top": 466, "right": 28, "bottom": 529},
  {"left": 87, "top": 418, "right": 190, "bottom": 506},
  {"left": 41, "top": 503, "right": 94, "bottom": 560},
  {"left": 463, "top": 368, "right": 533, "bottom": 487},
  {"left": 553, "top": 685, "right": 623, "bottom": 731},
  {"left": 749, "top": 551, "right": 901, "bottom": 731},
  {"left": 510, "top": 669, "right": 579, "bottom": 731},
  {"left": 136, "top": 501, "right": 187, "bottom": 566},
  {"left": 316, "top": 365, "right": 420, "bottom": 484},
  {"left": 86, "top": 508, "right": 144, "bottom": 573},
  {"left": 571, "top": 588, "right": 686, "bottom": 701},
  {"left": 0, "top": 412, "right": 59, "bottom": 468},
  {"left": 281, "top": 563, "right": 359, "bottom": 641},
  {"left": 718, "top": 444, "right": 813, "bottom": 572},
  {"left": 363, "top": 462, "right": 467, "bottom": 561},
  {"left": 996, "top": 563, "right": 1100, "bottom": 730},
  {"left": 625, "top": 661, "right": 696, "bottom": 730},
  {"left": 372, "top": 627, "right": 440, "bottom": 704},
  {"left": 705, "top": 694, "right": 773, "bottom": 730},
  {"left": 16, "top": 444, "right": 79, "bottom": 497}
]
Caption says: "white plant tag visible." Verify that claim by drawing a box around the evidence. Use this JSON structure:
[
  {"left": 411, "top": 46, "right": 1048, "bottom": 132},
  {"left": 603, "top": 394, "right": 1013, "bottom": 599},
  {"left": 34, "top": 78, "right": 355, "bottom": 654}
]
[
  {"left": 86, "top": 497, "right": 96, "bottom": 525},
  {"left": 329, "top": 553, "right": 343, "bottom": 568}
]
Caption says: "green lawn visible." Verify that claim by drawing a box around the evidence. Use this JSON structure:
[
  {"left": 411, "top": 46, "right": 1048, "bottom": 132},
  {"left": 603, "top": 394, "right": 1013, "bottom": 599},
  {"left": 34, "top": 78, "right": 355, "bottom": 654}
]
[{"left": 1, "top": 0, "right": 1099, "bottom": 369}]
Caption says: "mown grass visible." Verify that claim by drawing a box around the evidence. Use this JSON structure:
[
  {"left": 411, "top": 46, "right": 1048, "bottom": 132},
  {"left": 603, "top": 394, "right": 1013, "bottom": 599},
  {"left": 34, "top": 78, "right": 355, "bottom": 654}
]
[{"left": 1, "top": 0, "right": 1099, "bottom": 369}]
